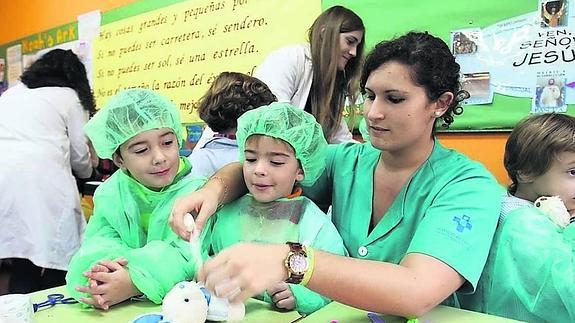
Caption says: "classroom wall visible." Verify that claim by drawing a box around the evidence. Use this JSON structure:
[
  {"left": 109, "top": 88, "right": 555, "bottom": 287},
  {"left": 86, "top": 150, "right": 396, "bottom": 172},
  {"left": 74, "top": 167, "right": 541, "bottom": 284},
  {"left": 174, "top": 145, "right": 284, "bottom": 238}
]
[{"left": 0, "top": 0, "right": 511, "bottom": 185}]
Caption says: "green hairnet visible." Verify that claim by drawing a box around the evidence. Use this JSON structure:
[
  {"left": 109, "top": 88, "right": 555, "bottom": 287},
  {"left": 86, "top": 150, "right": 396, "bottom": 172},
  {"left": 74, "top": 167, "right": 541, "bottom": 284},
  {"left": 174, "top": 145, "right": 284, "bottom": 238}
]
[
  {"left": 236, "top": 102, "right": 327, "bottom": 186},
  {"left": 85, "top": 88, "right": 182, "bottom": 159}
]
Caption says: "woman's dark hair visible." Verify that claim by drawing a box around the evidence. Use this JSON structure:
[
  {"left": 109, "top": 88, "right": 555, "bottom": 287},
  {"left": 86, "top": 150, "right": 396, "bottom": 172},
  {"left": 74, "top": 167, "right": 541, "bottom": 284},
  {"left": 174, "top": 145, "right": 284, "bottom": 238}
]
[
  {"left": 361, "top": 31, "right": 468, "bottom": 131},
  {"left": 20, "top": 49, "right": 96, "bottom": 116},
  {"left": 198, "top": 72, "right": 277, "bottom": 132}
]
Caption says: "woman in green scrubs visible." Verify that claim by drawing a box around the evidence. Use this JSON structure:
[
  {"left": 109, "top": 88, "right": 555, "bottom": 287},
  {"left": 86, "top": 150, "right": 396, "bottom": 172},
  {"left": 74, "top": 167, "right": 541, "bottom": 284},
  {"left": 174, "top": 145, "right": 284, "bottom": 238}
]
[{"left": 170, "top": 31, "right": 502, "bottom": 318}]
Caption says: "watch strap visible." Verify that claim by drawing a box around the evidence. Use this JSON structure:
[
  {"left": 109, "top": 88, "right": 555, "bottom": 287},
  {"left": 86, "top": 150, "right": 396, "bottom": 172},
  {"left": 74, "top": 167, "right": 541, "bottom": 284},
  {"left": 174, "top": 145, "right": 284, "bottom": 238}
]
[
  {"left": 300, "top": 246, "right": 315, "bottom": 286},
  {"left": 285, "top": 242, "right": 307, "bottom": 284}
]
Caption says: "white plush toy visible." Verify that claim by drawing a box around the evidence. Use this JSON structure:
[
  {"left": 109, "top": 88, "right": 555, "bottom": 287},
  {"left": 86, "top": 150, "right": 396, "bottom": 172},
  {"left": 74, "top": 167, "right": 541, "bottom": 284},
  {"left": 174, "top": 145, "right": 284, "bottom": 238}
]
[
  {"left": 132, "top": 281, "right": 245, "bottom": 323},
  {"left": 161, "top": 281, "right": 209, "bottom": 323},
  {"left": 133, "top": 214, "right": 246, "bottom": 323},
  {"left": 534, "top": 196, "right": 572, "bottom": 228}
]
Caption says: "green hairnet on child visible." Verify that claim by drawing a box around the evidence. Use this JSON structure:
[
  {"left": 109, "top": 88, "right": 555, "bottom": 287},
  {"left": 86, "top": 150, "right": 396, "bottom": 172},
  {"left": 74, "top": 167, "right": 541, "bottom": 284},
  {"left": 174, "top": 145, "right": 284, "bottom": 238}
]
[
  {"left": 236, "top": 102, "right": 327, "bottom": 186},
  {"left": 85, "top": 88, "right": 182, "bottom": 159}
]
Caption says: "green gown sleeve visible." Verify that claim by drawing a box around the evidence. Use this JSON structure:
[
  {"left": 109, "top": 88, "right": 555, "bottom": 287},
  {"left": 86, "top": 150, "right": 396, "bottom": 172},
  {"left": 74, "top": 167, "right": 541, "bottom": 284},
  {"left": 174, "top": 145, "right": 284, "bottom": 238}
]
[
  {"left": 66, "top": 167, "right": 208, "bottom": 305},
  {"left": 123, "top": 238, "right": 195, "bottom": 304},
  {"left": 126, "top": 217, "right": 213, "bottom": 304},
  {"left": 65, "top": 200, "right": 132, "bottom": 302},
  {"left": 478, "top": 207, "right": 575, "bottom": 322}
]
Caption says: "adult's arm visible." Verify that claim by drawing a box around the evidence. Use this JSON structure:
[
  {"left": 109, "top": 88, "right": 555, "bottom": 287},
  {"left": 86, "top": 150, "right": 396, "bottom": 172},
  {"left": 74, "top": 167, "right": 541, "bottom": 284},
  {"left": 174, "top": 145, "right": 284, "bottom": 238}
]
[
  {"left": 67, "top": 97, "right": 92, "bottom": 178},
  {"left": 198, "top": 157, "right": 501, "bottom": 317},
  {"left": 197, "top": 243, "right": 463, "bottom": 318},
  {"left": 254, "top": 45, "right": 304, "bottom": 104},
  {"left": 170, "top": 162, "right": 247, "bottom": 240}
]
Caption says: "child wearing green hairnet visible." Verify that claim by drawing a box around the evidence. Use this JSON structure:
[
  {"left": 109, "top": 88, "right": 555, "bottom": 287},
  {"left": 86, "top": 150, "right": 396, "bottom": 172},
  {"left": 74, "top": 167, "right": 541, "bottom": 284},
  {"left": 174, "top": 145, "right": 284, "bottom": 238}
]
[
  {"left": 65, "top": 88, "right": 209, "bottom": 309},
  {"left": 209, "top": 102, "right": 348, "bottom": 315}
]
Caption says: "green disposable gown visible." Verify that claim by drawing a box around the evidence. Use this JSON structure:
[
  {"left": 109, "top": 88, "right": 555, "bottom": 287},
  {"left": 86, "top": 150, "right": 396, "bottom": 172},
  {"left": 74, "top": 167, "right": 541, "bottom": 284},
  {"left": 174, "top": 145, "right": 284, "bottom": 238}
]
[
  {"left": 66, "top": 158, "right": 209, "bottom": 304},
  {"left": 211, "top": 193, "right": 348, "bottom": 314}
]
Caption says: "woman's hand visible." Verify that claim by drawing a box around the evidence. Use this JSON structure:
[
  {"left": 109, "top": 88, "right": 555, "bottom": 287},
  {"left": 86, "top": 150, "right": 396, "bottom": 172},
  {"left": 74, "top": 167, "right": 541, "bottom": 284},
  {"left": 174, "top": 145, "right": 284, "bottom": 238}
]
[
  {"left": 197, "top": 243, "right": 289, "bottom": 303},
  {"left": 87, "top": 139, "right": 99, "bottom": 168},
  {"left": 170, "top": 185, "right": 221, "bottom": 240},
  {"left": 267, "top": 282, "right": 296, "bottom": 310},
  {"left": 171, "top": 163, "right": 246, "bottom": 240}
]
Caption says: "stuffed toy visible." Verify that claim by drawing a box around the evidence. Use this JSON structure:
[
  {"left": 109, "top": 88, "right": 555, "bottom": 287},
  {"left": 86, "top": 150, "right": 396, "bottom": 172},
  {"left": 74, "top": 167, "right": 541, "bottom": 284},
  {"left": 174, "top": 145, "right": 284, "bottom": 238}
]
[
  {"left": 132, "top": 281, "right": 245, "bottom": 323},
  {"left": 534, "top": 196, "right": 572, "bottom": 228}
]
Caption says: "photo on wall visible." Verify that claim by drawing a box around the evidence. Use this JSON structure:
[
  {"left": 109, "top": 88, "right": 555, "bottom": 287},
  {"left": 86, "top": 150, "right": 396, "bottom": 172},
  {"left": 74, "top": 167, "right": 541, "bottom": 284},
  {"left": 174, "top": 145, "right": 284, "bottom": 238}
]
[
  {"left": 532, "top": 70, "right": 567, "bottom": 113},
  {"left": 540, "top": 0, "right": 568, "bottom": 27},
  {"left": 461, "top": 72, "right": 493, "bottom": 105},
  {"left": 451, "top": 29, "right": 480, "bottom": 55}
]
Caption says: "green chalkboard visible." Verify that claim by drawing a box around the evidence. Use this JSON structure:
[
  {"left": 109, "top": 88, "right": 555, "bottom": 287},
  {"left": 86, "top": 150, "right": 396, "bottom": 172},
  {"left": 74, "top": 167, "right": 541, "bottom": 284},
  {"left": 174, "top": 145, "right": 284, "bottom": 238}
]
[{"left": 323, "top": 0, "right": 574, "bottom": 131}]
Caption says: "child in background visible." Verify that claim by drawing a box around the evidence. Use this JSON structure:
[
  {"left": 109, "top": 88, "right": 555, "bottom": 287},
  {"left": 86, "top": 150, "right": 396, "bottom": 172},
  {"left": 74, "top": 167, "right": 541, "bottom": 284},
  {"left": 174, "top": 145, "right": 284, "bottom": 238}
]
[
  {"left": 207, "top": 102, "right": 347, "bottom": 315},
  {"left": 66, "top": 88, "right": 208, "bottom": 309},
  {"left": 460, "top": 113, "right": 575, "bottom": 321},
  {"left": 188, "top": 72, "right": 276, "bottom": 178}
]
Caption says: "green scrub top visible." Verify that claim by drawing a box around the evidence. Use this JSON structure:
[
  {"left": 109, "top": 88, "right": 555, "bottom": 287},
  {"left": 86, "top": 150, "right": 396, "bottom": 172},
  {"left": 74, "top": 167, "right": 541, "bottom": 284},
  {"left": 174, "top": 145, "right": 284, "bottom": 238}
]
[
  {"left": 303, "top": 141, "right": 502, "bottom": 305},
  {"left": 210, "top": 193, "right": 347, "bottom": 315},
  {"left": 459, "top": 204, "right": 575, "bottom": 322}
]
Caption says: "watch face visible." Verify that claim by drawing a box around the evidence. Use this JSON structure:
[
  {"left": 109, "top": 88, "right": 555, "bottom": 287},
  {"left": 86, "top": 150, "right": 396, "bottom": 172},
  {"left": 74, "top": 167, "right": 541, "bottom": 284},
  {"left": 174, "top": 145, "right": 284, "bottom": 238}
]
[{"left": 288, "top": 254, "right": 308, "bottom": 275}]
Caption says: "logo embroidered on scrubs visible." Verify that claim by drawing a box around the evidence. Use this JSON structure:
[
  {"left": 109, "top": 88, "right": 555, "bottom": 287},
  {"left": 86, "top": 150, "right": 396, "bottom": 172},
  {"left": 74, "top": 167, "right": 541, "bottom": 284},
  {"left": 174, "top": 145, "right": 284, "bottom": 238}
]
[{"left": 453, "top": 215, "right": 472, "bottom": 232}]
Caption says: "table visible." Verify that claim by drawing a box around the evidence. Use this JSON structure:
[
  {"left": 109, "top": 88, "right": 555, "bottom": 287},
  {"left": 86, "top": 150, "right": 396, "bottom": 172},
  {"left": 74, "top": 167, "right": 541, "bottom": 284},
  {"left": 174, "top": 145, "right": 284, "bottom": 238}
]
[
  {"left": 299, "top": 301, "right": 524, "bottom": 323},
  {"left": 30, "top": 286, "right": 302, "bottom": 322}
]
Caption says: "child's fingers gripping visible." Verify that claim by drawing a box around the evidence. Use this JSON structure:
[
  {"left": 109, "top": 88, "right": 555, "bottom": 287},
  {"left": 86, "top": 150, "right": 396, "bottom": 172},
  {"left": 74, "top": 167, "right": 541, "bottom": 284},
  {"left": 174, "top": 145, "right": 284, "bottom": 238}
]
[
  {"left": 98, "top": 259, "right": 124, "bottom": 271},
  {"left": 86, "top": 271, "right": 115, "bottom": 284},
  {"left": 267, "top": 281, "right": 289, "bottom": 297},
  {"left": 80, "top": 296, "right": 109, "bottom": 311},
  {"left": 93, "top": 294, "right": 108, "bottom": 309},
  {"left": 113, "top": 257, "right": 128, "bottom": 266},
  {"left": 88, "top": 279, "right": 108, "bottom": 308},
  {"left": 193, "top": 200, "right": 218, "bottom": 237},
  {"left": 275, "top": 296, "right": 295, "bottom": 310},
  {"left": 271, "top": 288, "right": 293, "bottom": 304},
  {"left": 79, "top": 297, "right": 99, "bottom": 307},
  {"left": 170, "top": 197, "right": 193, "bottom": 240},
  {"left": 76, "top": 283, "right": 105, "bottom": 295},
  {"left": 90, "top": 264, "right": 111, "bottom": 273}
]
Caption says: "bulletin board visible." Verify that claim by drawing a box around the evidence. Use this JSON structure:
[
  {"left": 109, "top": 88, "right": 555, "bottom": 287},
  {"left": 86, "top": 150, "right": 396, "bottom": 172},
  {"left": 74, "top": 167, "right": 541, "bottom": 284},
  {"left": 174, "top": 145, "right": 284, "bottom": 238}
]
[
  {"left": 1, "top": 0, "right": 573, "bottom": 131},
  {"left": 0, "top": 22, "right": 80, "bottom": 91},
  {"left": 327, "top": 0, "right": 575, "bottom": 131}
]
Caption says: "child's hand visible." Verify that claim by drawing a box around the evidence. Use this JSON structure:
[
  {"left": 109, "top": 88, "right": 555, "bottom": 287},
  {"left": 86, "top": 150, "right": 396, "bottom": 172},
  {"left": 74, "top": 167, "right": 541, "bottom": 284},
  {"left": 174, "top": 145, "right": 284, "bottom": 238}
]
[
  {"left": 267, "top": 282, "right": 296, "bottom": 311},
  {"left": 86, "top": 257, "right": 129, "bottom": 295},
  {"left": 88, "top": 257, "right": 128, "bottom": 277},
  {"left": 77, "top": 258, "right": 137, "bottom": 310},
  {"left": 84, "top": 275, "right": 108, "bottom": 309}
]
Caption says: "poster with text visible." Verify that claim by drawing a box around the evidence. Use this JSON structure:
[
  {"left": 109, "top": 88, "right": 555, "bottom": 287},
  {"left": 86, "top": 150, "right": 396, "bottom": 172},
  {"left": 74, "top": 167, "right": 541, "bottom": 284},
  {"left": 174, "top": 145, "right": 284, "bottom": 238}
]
[{"left": 92, "top": 0, "right": 321, "bottom": 123}]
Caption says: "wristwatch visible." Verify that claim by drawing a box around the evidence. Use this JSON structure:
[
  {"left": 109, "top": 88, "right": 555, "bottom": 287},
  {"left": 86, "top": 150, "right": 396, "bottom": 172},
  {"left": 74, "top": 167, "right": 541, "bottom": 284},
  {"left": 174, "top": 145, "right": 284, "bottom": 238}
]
[{"left": 284, "top": 242, "right": 309, "bottom": 284}]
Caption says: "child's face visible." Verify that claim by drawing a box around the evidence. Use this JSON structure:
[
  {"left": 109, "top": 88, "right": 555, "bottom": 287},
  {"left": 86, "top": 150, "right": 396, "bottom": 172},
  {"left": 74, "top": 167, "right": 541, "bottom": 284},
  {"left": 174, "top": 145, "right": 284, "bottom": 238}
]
[
  {"left": 243, "top": 136, "right": 304, "bottom": 203},
  {"left": 518, "top": 151, "right": 575, "bottom": 215},
  {"left": 113, "top": 128, "right": 180, "bottom": 190}
]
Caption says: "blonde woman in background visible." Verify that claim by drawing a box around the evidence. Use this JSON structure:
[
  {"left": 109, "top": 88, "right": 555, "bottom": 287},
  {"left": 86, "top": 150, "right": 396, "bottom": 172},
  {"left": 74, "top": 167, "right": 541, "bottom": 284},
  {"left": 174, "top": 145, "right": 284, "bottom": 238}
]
[{"left": 194, "top": 5, "right": 365, "bottom": 147}]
